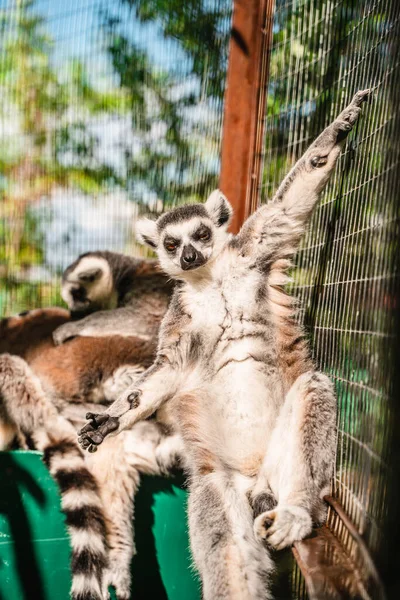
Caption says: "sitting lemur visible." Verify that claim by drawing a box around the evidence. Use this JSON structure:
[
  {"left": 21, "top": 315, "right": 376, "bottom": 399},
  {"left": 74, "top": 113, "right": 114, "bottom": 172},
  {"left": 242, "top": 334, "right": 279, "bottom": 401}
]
[
  {"left": 0, "top": 251, "right": 181, "bottom": 600},
  {"left": 76, "top": 92, "right": 371, "bottom": 599}
]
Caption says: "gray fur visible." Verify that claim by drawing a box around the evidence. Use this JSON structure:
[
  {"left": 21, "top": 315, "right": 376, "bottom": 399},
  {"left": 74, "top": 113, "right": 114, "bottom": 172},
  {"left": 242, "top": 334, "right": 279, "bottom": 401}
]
[{"left": 79, "top": 91, "right": 370, "bottom": 598}]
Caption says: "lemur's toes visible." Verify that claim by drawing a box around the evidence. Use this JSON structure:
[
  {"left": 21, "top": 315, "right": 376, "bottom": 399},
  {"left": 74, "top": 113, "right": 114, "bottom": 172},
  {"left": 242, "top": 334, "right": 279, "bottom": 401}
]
[
  {"left": 254, "top": 506, "right": 312, "bottom": 550},
  {"left": 254, "top": 510, "right": 275, "bottom": 541}
]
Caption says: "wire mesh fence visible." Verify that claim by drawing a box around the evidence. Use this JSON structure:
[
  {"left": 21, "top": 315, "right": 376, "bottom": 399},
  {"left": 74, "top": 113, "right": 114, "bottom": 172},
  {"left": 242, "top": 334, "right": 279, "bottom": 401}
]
[
  {"left": 1, "top": 0, "right": 399, "bottom": 594},
  {"left": 0, "top": 0, "right": 232, "bottom": 315},
  {"left": 260, "top": 0, "right": 399, "bottom": 579}
]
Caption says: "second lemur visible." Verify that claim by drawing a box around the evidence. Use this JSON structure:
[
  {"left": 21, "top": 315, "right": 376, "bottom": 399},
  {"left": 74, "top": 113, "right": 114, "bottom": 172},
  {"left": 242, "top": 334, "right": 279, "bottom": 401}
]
[{"left": 0, "top": 251, "right": 175, "bottom": 600}]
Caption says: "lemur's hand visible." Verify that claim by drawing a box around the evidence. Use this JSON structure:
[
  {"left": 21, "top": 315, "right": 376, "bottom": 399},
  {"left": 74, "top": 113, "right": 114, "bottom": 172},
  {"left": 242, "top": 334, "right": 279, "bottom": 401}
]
[
  {"left": 78, "top": 390, "right": 141, "bottom": 451},
  {"left": 53, "top": 321, "right": 83, "bottom": 345},
  {"left": 78, "top": 412, "right": 120, "bottom": 452},
  {"left": 307, "top": 89, "right": 371, "bottom": 166}
]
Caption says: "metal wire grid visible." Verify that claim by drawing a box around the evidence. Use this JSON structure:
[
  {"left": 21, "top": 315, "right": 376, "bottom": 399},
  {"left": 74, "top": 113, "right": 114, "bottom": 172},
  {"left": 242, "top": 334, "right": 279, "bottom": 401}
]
[
  {"left": 261, "top": 0, "right": 399, "bottom": 570},
  {"left": 0, "top": 0, "right": 232, "bottom": 315}
]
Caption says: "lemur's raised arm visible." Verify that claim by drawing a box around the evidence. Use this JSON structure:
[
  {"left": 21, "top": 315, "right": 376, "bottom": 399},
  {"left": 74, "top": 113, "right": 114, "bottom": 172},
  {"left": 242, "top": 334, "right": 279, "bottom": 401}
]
[
  {"left": 77, "top": 90, "right": 370, "bottom": 451},
  {"left": 238, "top": 89, "right": 370, "bottom": 265}
]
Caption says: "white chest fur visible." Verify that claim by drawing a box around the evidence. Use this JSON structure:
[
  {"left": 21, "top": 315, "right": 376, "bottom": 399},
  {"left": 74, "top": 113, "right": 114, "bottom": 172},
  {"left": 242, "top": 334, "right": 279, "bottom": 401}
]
[{"left": 181, "top": 252, "right": 262, "bottom": 334}]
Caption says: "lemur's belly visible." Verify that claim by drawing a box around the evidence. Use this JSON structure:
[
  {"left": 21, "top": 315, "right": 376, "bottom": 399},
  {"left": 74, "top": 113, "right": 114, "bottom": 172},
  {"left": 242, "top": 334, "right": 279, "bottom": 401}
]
[{"left": 203, "top": 359, "right": 283, "bottom": 475}]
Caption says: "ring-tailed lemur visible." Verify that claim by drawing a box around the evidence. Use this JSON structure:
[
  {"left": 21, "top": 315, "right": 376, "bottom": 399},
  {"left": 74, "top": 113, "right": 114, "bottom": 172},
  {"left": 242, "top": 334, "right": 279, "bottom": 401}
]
[
  {"left": 0, "top": 251, "right": 177, "bottom": 600},
  {"left": 77, "top": 91, "right": 371, "bottom": 599}
]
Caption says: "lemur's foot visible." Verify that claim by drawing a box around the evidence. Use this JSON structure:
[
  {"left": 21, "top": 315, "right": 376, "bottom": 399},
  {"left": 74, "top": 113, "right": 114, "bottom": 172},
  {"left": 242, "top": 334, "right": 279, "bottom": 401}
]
[
  {"left": 254, "top": 505, "right": 312, "bottom": 550},
  {"left": 78, "top": 413, "right": 120, "bottom": 452}
]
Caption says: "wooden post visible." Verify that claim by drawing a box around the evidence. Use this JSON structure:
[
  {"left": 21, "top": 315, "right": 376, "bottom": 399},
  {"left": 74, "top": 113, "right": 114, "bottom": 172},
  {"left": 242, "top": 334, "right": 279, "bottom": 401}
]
[{"left": 219, "top": 0, "right": 275, "bottom": 233}]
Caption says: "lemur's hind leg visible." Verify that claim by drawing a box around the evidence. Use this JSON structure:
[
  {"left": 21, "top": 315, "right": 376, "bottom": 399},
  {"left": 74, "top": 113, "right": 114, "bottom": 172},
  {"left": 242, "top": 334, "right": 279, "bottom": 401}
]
[
  {"left": 189, "top": 472, "right": 273, "bottom": 600},
  {"left": 253, "top": 371, "right": 336, "bottom": 550},
  {"left": 0, "top": 354, "right": 108, "bottom": 600}
]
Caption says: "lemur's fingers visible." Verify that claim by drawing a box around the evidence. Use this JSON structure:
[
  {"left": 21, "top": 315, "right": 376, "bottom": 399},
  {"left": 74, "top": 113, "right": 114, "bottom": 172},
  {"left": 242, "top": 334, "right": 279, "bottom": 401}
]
[
  {"left": 78, "top": 390, "right": 143, "bottom": 452},
  {"left": 323, "top": 90, "right": 370, "bottom": 149},
  {"left": 306, "top": 93, "right": 371, "bottom": 169},
  {"left": 335, "top": 89, "right": 371, "bottom": 130},
  {"left": 85, "top": 412, "right": 110, "bottom": 427},
  {"left": 78, "top": 414, "right": 120, "bottom": 451},
  {"left": 269, "top": 89, "right": 371, "bottom": 210},
  {"left": 348, "top": 88, "right": 372, "bottom": 109}
]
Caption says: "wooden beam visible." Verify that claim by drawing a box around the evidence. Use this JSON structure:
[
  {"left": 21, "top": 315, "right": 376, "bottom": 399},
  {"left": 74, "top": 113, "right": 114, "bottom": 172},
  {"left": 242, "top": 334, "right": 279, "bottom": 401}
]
[
  {"left": 219, "top": 0, "right": 274, "bottom": 233},
  {"left": 293, "top": 498, "right": 386, "bottom": 600}
]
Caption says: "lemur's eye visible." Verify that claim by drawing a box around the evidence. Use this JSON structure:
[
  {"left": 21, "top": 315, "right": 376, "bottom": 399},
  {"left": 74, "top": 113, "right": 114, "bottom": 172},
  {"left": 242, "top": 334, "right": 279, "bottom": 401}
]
[
  {"left": 164, "top": 239, "right": 179, "bottom": 252},
  {"left": 193, "top": 227, "right": 211, "bottom": 242}
]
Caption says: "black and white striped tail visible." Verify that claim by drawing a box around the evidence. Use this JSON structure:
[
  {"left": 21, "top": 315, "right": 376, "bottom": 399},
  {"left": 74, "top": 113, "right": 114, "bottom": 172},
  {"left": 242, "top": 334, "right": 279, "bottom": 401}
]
[
  {"left": 43, "top": 441, "right": 108, "bottom": 600},
  {"left": 0, "top": 354, "right": 108, "bottom": 600}
]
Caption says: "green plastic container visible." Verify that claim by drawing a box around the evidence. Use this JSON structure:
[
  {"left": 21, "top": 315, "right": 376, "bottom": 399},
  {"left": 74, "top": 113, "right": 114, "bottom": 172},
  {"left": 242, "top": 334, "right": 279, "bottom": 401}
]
[{"left": 0, "top": 451, "right": 201, "bottom": 600}]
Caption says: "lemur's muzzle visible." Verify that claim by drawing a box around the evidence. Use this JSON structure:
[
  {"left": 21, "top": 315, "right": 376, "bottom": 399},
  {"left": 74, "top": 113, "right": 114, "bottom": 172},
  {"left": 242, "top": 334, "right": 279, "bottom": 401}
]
[
  {"left": 180, "top": 244, "right": 206, "bottom": 271},
  {"left": 70, "top": 286, "right": 87, "bottom": 302}
]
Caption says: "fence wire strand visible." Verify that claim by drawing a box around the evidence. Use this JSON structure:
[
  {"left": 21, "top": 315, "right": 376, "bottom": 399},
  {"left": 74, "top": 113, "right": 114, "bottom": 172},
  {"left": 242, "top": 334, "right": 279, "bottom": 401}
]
[{"left": 261, "top": 0, "right": 399, "bottom": 582}]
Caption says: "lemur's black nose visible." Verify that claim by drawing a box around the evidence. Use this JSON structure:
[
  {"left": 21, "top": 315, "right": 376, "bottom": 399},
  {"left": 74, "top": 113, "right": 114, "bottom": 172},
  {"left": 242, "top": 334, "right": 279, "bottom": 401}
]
[
  {"left": 180, "top": 244, "right": 205, "bottom": 270},
  {"left": 71, "top": 286, "right": 86, "bottom": 301},
  {"left": 182, "top": 245, "right": 197, "bottom": 264}
]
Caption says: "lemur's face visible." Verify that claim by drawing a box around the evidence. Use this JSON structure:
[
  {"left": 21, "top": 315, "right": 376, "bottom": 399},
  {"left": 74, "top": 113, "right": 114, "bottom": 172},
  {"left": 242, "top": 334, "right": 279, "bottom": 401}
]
[
  {"left": 136, "top": 190, "right": 233, "bottom": 280},
  {"left": 159, "top": 218, "right": 216, "bottom": 275},
  {"left": 61, "top": 255, "right": 117, "bottom": 314}
]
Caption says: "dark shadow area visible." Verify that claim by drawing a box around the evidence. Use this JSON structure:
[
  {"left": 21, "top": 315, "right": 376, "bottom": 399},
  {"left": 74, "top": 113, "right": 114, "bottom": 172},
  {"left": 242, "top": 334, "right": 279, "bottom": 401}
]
[
  {"left": 231, "top": 27, "right": 249, "bottom": 56},
  {"left": 0, "top": 453, "right": 47, "bottom": 600},
  {"left": 270, "top": 548, "right": 296, "bottom": 600},
  {"left": 377, "top": 18, "right": 400, "bottom": 597},
  {"left": 129, "top": 473, "right": 188, "bottom": 599}
]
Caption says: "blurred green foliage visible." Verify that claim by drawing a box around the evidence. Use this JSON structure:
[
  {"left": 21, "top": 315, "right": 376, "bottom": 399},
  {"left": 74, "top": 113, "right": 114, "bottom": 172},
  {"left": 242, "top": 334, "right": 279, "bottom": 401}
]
[{"left": 0, "top": 0, "right": 231, "bottom": 314}]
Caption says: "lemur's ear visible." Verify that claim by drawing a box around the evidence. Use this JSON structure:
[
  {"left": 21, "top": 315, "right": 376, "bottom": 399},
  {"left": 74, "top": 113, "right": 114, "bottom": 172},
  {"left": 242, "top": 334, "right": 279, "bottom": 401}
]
[
  {"left": 204, "top": 189, "right": 233, "bottom": 227},
  {"left": 136, "top": 219, "right": 158, "bottom": 248}
]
